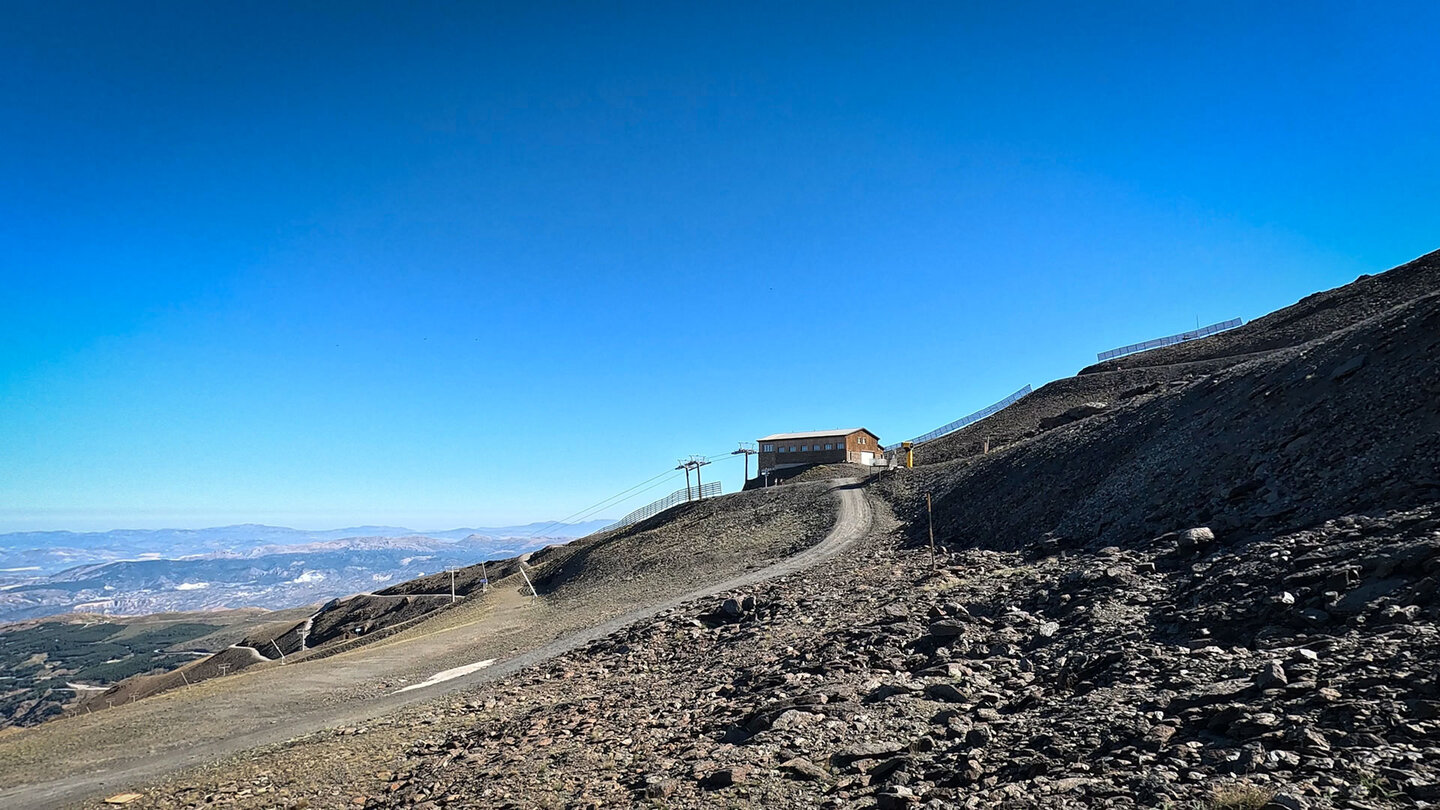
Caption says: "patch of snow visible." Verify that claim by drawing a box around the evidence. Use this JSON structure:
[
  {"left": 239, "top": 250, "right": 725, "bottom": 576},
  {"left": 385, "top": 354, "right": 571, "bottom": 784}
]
[
  {"left": 292, "top": 570, "right": 325, "bottom": 584},
  {"left": 371, "top": 573, "right": 394, "bottom": 582},
  {"left": 175, "top": 582, "right": 209, "bottom": 591},
  {"left": 66, "top": 682, "right": 109, "bottom": 692},
  {"left": 394, "top": 659, "right": 496, "bottom": 693}
]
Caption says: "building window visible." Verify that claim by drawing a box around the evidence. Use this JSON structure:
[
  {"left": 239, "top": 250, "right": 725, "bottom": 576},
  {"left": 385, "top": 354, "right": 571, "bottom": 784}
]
[
  {"left": 790, "top": 446, "right": 797, "bottom": 452},
  {"left": 801, "top": 445, "right": 808, "bottom": 452},
  {"left": 824, "top": 443, "right": 833, "bottom": 450},
  {"left": 763, "top": 444, "right": 774, "bottom": 452}
]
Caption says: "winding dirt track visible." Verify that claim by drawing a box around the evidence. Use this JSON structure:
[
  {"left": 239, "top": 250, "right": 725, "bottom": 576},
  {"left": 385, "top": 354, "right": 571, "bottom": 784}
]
[{"left": 1, "top": 480, "right": 873, "bottom": 810}]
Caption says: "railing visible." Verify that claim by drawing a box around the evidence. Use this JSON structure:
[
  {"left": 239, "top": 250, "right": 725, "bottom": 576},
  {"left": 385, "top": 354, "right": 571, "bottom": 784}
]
[
  {"left": 884, "top": 384, "right": 1033, "bottom": 450},
  {"left": 1097, "top": 317, "right": 1243, "bottom": 362},
  {"left": 609, "top": 482, "right": 722, "bottom": 529}
]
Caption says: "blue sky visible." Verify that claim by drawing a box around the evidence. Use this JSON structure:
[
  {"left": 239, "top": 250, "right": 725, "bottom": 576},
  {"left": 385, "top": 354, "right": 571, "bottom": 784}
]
[{"left": 2, "top": 2, "right": 1437, "bottom": 531}]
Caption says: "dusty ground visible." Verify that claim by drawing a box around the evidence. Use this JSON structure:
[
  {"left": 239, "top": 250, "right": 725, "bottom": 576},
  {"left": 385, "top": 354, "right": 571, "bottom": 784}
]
[
  {"left": 0, "top": 480, "right": 860, "bottom": 810},
  {"left": 66, "top": 496, "right": 1439, "bottom": 810}
]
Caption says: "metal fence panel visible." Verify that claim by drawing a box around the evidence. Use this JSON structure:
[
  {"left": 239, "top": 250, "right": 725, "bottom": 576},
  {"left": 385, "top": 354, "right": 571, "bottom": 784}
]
[
  {"left": 1096, "top": 317, "right": 1243, "bottom": 362},
  {"left": 610, "top": 481, "right": 722, "bottom": 529},
  {"left": 884, "top": 384, "right": 1033, "bottom": 450}
]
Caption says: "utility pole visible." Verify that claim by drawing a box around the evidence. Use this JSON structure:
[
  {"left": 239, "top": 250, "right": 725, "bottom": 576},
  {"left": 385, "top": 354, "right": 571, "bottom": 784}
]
[
  {"left": 676, "top": 456, "right": 713, "bottom": 500},
  {"left": 732, "top": 442, "right": 758, "bottom": 483},
  {"left": 450, "top": 568, "right": 456, "bottom": 603},
  {"left": 480, "top": 560, "right": 488, "bottom": 593}
]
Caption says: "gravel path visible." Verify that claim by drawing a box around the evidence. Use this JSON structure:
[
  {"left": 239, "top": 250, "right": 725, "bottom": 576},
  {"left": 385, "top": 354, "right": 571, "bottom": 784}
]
[{"left": 0, "top": 479, "right": 873, "bottom": 810}]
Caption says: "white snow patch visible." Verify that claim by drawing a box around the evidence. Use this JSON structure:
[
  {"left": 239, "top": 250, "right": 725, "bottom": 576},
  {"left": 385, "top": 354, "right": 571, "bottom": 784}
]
[
  {"left": 394, "top": 659, "right": 496, "bottom": 693},
  {"left": 175, "top": 582, "right": 209, "bottom": 591},
  {"left": 292, "top": 571, "right": 326, "bottom": 584},
  {"left": 371, "top": 573, "right": 394, "bottom": 582},
  {"left": 66, "top": 682, "right": 109, "bottom": 692}
]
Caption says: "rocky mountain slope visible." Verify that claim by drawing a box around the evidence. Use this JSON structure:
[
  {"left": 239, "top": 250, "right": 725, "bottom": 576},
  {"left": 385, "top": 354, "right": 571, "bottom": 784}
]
[
  {"left": 19, "top": 249, "right": 1440, "bottom": 809},
  {"left": 914, "top": 248, "right": 1439, "bottom": 467}
]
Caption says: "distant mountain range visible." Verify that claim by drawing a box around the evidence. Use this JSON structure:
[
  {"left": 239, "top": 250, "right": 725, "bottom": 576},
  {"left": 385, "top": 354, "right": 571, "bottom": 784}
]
[
  {"left": 0, "top": 520, "right": 613, "bottom": 573},
  {"left": 0, "top": 520, "right": 615, "bottom": 623}
]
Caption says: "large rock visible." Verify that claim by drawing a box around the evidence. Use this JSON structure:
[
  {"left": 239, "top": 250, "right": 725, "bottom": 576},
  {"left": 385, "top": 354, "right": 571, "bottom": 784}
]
[
  {"left": 928, "top": 619, "right": 966, "bottom": 638},
  {"left": 925, "top": 683, "right": 969, "bottom": 703}
]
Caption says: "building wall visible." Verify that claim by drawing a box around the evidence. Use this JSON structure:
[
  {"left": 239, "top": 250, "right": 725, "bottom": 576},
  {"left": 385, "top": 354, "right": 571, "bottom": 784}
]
[
  {"left": 757, "top": 430, "right": 882, "bottom": 471},
  {"left": 843, "top": 431, "right": 880, "bottom": 462},
  {"left": 758, "top": 436, "right": 848, "bottom": 470}
]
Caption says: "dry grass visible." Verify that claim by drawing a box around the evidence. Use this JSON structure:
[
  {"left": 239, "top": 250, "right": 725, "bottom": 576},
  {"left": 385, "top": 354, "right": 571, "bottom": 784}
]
[{"left": 1206, "top": 781, "right": 1276, "bottom": 810}]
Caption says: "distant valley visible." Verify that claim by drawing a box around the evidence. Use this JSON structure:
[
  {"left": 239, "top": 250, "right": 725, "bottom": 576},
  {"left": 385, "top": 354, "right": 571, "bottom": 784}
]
[{"left": 0, "top": 521, "right": 612, "bottom": 623}]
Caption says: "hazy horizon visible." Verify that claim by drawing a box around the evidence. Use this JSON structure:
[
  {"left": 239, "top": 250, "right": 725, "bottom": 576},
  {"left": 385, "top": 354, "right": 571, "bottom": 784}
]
[{"left": 0, "top": 513, "right": 620, "bottom": 536}]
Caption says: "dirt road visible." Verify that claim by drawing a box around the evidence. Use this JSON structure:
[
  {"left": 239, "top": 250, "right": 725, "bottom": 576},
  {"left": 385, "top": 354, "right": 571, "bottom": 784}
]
[{"left": 0, "top": 480, "right": 873, "bottom": 810}]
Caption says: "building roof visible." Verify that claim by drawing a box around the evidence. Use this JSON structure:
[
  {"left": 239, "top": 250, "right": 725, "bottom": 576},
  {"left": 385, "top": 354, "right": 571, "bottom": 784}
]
[{"left": 758, "top": 428, "right": 873, "bottom": 442}]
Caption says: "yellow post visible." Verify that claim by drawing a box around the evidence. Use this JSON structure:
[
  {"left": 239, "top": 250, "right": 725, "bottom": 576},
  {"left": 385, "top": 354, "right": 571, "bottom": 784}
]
[{"left": 902, "top": 441, "right": 914, "bottom": 468}]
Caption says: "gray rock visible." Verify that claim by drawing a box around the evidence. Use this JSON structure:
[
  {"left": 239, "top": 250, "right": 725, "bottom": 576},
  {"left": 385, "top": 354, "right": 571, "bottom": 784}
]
[
  {"left": 875, "top": 785, "right": 918, "bottom": 809},
  {"left": 701, "top": 765, "right": 751, "bottom": 789},
  {"left": 1255, "top": 660, "right": 1289, "bottom": 689},
  {"left": 834, "top": 741, "right": 906, "bottom": 762},
  {"left": 779, "top": 757, "right": 827, "bottom": 781},
  {"left": 644, "top": 776, "right": 679, "bottom": 798},
  {"left": 925, "top": 683, "right": 969, "bottom": 703},
  {"left": 770, "top": 709, "right": 823, "bottom": 731},
  {"left": 965, "top": 724, "right": 993, "bottom": 748},
  {"left": 1178, "top": 527, "right": 1215, "bottom": 551},
  {"left": 928, "top": 619, "right": 966, "bottom": 638}
]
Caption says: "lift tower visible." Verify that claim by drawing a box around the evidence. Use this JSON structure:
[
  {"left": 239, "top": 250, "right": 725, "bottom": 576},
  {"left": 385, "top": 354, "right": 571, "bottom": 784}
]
[
  {"left": 731, "top": 442, "right": 759, "bottom": 482},
  {"left": 676, "top": 456, "right": 712, "bottom": 501}
]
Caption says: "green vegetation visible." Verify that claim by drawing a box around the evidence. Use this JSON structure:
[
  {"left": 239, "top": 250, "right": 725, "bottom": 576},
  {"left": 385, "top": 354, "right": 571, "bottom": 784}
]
[{"left": 0, "top": 619, "right": 220, "bottom": 727}]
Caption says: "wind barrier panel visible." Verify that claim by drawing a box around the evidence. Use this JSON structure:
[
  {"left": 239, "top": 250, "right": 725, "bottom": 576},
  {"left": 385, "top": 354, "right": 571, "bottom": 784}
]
[
  {"left": 885, "top": 384, "right": 1033, "bottom": 451},
  {"left": 1097, "top": 317, "right": 1243, "bottom": 362},
  {"left": 610, "top": 481, "right": 722, "bottom": 530}
]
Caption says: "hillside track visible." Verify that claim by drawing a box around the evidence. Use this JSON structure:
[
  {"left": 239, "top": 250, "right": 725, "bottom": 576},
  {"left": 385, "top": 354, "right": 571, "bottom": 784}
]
[{"left": 0, "top": 479, "right": 873, "bottom": 810}]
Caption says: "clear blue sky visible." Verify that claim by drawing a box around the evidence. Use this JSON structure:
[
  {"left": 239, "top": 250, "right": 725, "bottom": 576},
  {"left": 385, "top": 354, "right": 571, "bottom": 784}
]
[{"left": 2, "top": 2, "right": 1437, "bottom": 532}]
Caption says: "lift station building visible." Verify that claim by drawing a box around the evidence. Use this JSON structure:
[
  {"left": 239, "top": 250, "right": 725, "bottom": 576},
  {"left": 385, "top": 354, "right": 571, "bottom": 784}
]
[{"left": 757, "top": 428, "right": 883, "bottom": 470}]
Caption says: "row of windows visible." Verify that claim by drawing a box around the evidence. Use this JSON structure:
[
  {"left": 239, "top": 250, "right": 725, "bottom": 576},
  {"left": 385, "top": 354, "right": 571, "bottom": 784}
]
[{"left": 763, "top": 442, "right": 843, "bottom": 453}]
